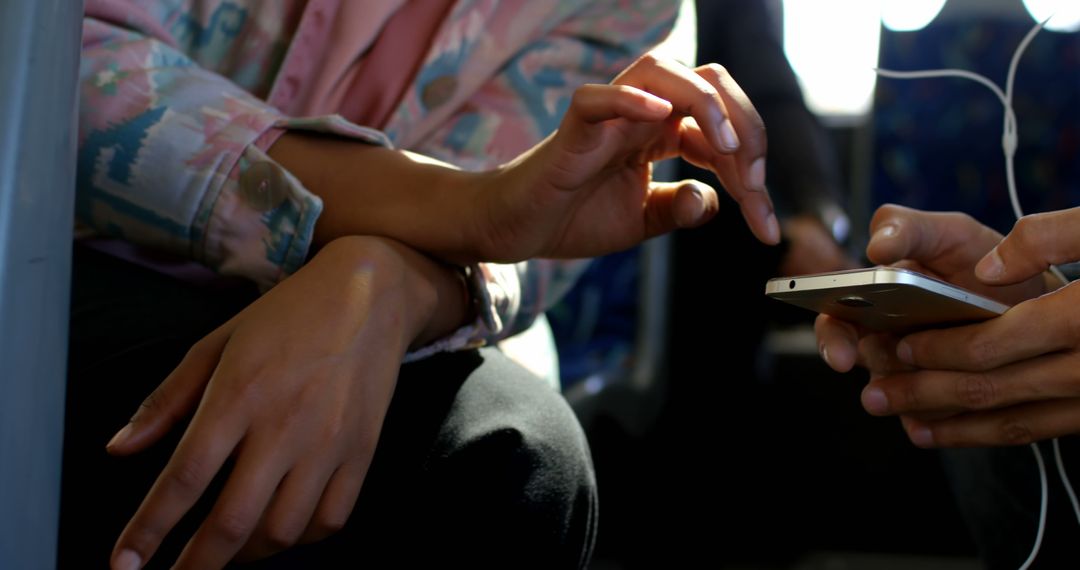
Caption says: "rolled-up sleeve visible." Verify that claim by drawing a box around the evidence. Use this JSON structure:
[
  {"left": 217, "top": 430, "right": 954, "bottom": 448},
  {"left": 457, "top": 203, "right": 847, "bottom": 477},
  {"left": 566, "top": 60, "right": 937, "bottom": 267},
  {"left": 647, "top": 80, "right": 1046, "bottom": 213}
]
[
  {"left": 79, "top": 16, "right": 389, "bottom": 290},
  {"left": 77, "top": 0, "right": 683, "bottom": 360}
]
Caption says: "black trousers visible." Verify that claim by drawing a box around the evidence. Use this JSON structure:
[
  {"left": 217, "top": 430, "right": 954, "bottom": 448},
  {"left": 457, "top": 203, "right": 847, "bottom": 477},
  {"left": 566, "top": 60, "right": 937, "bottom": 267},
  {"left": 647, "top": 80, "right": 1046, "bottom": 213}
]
[{"left": 59, "top": 246, "right": 598, "bottom": 569}]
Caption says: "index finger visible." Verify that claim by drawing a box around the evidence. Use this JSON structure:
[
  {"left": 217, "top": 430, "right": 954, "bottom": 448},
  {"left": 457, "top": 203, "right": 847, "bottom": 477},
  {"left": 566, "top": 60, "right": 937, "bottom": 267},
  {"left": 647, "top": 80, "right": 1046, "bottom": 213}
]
[
  {"left": 111, "top": 409, "right": 244, "bottom": 569},
  {"left": 171, "top": 438, "right": 290, "bottom": 569},
  {"left": 613, "top": 53, "right": 741, "bottom": 155},
  {"left": 898, "top": 283, "right": 1080, "bottom": 372},
  {"left": 613, "top": 54, "right": 778, "bottom": 244},
  {"left": 976, "top": 207, "right": 1080, "bottom": 285},
  {"left": 693, "top": 63, "right": 768, "bottom": 192}
]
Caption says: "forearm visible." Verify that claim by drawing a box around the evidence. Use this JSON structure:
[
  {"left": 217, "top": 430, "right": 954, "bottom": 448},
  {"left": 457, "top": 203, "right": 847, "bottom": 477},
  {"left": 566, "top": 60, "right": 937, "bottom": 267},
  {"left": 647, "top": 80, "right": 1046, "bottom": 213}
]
[{"left": 268, "top": 132, "right": 491, "bottom": 264}]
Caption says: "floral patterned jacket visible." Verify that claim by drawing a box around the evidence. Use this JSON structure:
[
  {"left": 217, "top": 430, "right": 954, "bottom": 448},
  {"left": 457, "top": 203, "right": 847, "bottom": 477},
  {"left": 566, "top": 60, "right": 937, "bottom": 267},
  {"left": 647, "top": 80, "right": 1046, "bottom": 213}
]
[{"left": 80, "top": 0, "right": 679, "bottom": 356}]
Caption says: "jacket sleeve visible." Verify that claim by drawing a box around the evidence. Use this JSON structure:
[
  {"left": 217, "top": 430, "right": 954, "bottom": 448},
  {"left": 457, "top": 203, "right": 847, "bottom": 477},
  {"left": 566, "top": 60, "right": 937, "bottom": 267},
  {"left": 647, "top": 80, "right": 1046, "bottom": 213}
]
[
  {"left": 79, "top": 12, "right": 498, "bottom": 362},
  {"left": 79, "top": 0, "right": 685, "bottom": 359},
  {"left": 79, "top": 13, "right": 393, "bottom": 290}
]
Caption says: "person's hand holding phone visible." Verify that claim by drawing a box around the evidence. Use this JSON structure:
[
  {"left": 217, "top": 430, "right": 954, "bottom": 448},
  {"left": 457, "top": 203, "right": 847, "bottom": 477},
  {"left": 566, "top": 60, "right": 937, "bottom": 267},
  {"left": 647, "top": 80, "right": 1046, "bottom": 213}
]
[{"left": 813, "top": 204, "right": 1080, "bottom": 447}]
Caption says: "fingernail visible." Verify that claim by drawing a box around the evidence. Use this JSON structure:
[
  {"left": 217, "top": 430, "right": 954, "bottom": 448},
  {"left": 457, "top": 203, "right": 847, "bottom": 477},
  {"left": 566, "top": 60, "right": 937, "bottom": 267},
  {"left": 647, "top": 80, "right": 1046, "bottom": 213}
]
[
  {"left": 909, "top": 426, "right": 935, "bottom": 448},
  {"left": 862, "top": 387, "right": 890, "bottom": 415},
  {"left": 820, "top": 344, "right": 832, "bottom": 367},
  {"left": 114, "top": 549, "right": 141, "bottom": 570},
  {"left": 643, "top": 92, "right": 673, "bottom": 115},
  {"left": 896, "top": 340, "right": 913, "bottom": 364},
  {"left": 975, "top": 247, "right": 1005, "bottom": 281},
  {"left": 765, "top": 213, "right": 781, "bottom": 244},
  {"left": 107, "top": 423, "right": 133, "bottom": 450},
  {"left": 718, "top": 118, "right": 739, "bottom": 151},
  {"left": 677, "top": 185, "right": 706, "bottom": 227},
  {"left": 872, "top": 224, "right": 898, "bottom": 242},
  {"left": 748, "top": 158, "right": 766, "bottom": 192}
]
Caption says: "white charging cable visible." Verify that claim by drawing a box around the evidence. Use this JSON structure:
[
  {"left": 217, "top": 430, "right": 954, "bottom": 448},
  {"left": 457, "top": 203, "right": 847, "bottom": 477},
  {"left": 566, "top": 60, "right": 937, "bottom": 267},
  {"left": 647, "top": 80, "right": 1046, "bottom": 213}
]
[
  {"left": 1054, "top": 438, "right": 1080, "bottom": 527},
  {"left": 875, "top": 19, "right": 1077, "bottom": 569}
]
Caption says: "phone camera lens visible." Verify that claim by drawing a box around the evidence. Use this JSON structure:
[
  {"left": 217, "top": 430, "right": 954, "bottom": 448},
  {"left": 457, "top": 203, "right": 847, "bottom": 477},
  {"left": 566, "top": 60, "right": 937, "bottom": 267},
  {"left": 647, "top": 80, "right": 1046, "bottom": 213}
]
[{"left": 789, "top": 280, "right": 796, "bottom": 289}]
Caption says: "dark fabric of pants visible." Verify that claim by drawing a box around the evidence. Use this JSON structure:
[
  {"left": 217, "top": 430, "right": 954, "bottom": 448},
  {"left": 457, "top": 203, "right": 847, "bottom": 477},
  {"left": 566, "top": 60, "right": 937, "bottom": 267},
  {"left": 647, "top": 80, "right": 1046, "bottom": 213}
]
[
  {"left": 943, "top": 439, "right": 1080, "bottom": 570},
  {"left": 59, "top": 246, "right": 597, "bottom": 569}
]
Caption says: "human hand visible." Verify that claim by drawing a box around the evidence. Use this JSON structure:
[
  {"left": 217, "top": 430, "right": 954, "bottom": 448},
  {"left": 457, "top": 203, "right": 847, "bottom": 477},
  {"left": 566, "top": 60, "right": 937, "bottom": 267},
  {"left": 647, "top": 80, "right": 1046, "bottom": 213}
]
[
  {"left": 815, "top": 205, "right": 1076, "bottom": 447},
  {"left": 271, "top": 52, "right": 776, "bottom": 265},
  {"left": 474, "top": 52, "right": 779, "bottom": 262},
  {"left": 106, "top": 236, "right": 462, "bottom": 569},
  {"left": 813, "top": 204, "right": 1047, "bottom": 374},
  {"left": 778, "top": 214, "right": 856, "bottom": 276}
]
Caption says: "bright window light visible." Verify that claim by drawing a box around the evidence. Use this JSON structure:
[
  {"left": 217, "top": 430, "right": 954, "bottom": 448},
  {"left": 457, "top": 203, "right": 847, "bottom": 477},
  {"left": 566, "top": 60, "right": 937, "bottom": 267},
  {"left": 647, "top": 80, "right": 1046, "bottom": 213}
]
[
  {"left": 783, "top": 0, "right": 882, "bottom": 120},
  {"left": 1023, "top": 0, "right": 1080, "bottom": 32},
  {"left": 652, "top": 0, "right": 697, "bottom": 66},
  {"left": 881, "top": 0, "right": 948, "bottom": 32}
]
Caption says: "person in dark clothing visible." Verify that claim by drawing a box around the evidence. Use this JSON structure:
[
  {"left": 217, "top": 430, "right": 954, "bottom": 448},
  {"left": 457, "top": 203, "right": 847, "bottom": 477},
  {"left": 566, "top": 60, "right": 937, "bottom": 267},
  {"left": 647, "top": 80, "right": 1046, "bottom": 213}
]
[{"left": 588, "top": 2, "right": 856, "bottom": 566}]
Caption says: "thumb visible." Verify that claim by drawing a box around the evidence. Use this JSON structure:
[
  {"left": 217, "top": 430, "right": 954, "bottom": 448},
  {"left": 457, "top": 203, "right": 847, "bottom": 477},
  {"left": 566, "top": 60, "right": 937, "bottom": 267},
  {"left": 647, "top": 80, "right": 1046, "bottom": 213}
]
[
  {"left": 866, "top": 204, "right": 1001, "bottom": 271},
  {"left": 643, "top": 179, "right": 720, "bottom": 238},
  {"left": 105, "top": 323, "right": 232, "bottom": 455},
  {"left": 975, "top": 207, "right": 1080, "bottom": 285}
]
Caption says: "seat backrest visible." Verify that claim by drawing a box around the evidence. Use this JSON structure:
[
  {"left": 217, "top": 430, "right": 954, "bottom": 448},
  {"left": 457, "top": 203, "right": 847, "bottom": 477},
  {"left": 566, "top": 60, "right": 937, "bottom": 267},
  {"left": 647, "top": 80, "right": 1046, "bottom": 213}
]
[{"left": 871, "top": 1, "right": 1080, "bottom": 235}]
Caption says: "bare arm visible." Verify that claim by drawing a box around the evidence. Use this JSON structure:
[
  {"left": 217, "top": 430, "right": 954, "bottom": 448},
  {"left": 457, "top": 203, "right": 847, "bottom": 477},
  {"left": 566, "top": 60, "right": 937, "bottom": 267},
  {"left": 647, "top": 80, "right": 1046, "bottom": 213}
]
[
  {"left": 269, "top": 53, "right": 780, "bottom": 268},
  {"left": 268, "top": 133, "right": 490, "bottom": 265}
]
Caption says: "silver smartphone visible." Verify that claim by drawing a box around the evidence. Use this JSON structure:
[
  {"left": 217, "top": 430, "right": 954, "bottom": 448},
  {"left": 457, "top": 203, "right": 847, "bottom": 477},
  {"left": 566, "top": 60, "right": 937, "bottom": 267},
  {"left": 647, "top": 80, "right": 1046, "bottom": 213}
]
[{"left": 764, "top": 267, "right": 1010, "bottom": 332}]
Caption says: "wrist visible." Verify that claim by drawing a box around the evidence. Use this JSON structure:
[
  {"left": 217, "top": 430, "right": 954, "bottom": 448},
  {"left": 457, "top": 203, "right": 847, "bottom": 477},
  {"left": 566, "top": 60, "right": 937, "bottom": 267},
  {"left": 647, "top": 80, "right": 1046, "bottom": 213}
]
[
  {"left": 311, "top": 236, "right": 438, "bottom": 349},
  {"left": 328, "top": 236, "right": 475, "bottom": 349},
  {"left": 401, "top": 255, "right": 472, "bottom": 350},
  {"left": 468, "top": 152, "right": 546, "bottom": 263}
]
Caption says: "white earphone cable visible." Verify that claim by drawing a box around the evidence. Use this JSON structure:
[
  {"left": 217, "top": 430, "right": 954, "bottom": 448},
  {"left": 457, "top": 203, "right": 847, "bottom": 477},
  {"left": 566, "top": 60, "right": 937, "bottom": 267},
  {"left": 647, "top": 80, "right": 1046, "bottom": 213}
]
[{"left": 875, "top": 19, "right": 1073, "bottom": 568}]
